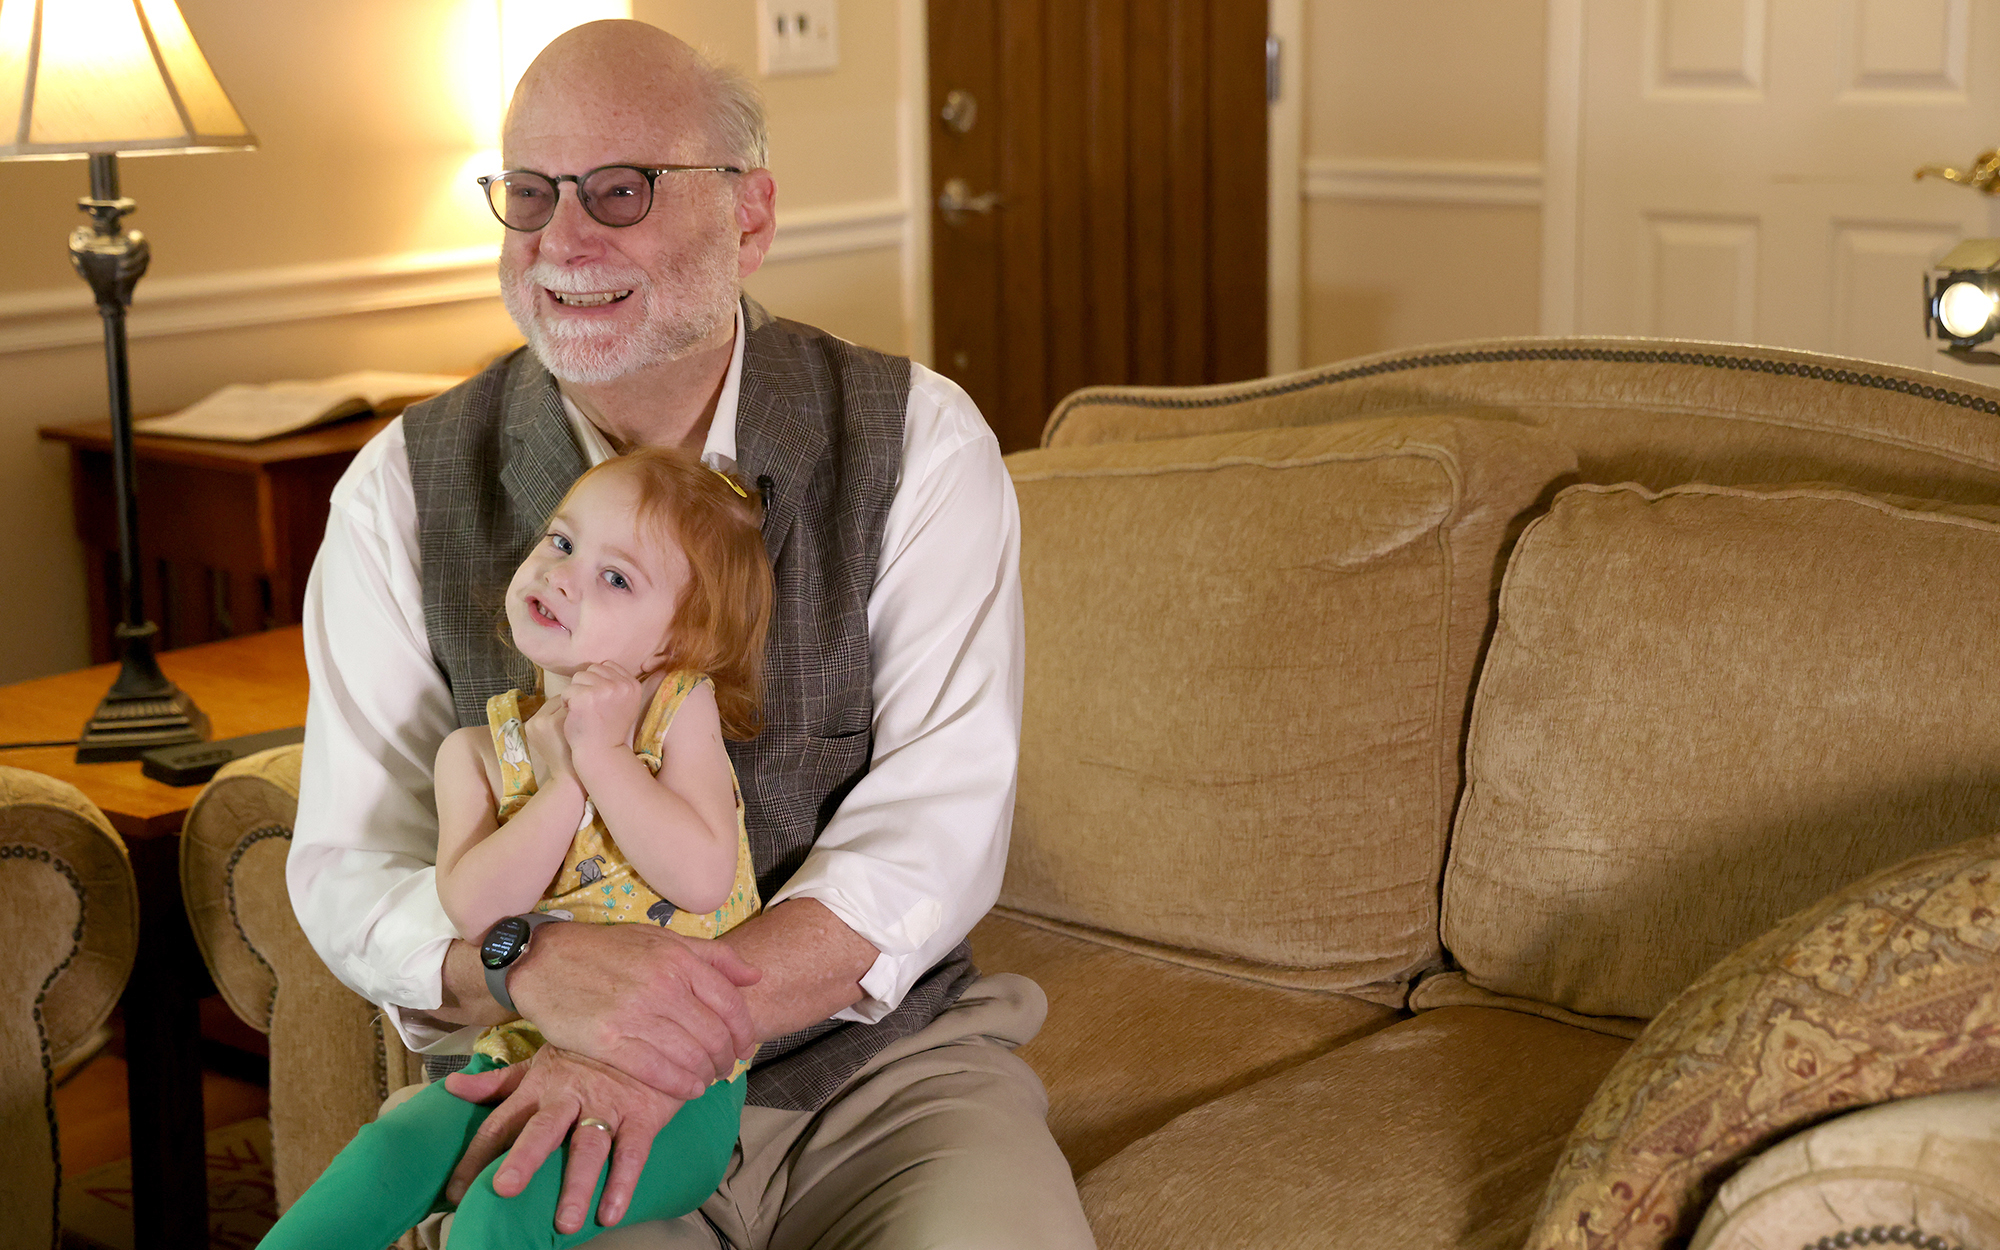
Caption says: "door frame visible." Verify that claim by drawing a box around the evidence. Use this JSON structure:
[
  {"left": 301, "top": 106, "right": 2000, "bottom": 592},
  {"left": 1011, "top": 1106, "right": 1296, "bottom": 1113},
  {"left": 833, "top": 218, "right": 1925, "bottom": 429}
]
[
  {"left": 1267, "top": 0, "right": 1304, "bottom": 374},
  {"left": 898, "top": 0, "right": 936, "bottom": 365},
  {"left": 1540, "top": 0, "right": 1585, "bottom": 335},
  {"left": 898, "top": 1, "right": 1299, "bottom": 375}
]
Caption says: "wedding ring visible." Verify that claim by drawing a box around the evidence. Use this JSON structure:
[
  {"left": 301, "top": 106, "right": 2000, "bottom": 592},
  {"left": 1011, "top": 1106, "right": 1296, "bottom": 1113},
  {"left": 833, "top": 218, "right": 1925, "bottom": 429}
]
[{"left": 575, "top": 1117, "right": 612, "bottom": 1134}]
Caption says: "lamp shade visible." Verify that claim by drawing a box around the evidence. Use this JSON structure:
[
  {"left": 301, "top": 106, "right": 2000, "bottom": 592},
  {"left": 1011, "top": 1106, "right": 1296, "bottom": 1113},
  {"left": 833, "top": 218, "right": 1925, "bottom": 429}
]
[{"left": 0, "top": 0, "right": 254, "bottom": 159}]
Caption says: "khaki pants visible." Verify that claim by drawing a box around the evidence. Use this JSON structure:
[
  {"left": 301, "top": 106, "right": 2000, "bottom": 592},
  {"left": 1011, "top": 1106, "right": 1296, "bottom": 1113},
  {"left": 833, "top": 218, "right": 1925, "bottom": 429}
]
[{"left": 438, "top": 974, "right": 1095, "bottom": 1250}]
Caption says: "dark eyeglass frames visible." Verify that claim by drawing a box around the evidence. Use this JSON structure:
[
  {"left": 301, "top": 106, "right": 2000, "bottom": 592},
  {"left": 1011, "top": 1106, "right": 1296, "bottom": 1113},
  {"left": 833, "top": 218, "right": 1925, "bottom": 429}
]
[{"left": 477, "top": 163, "right": 743, "bottom": 232}]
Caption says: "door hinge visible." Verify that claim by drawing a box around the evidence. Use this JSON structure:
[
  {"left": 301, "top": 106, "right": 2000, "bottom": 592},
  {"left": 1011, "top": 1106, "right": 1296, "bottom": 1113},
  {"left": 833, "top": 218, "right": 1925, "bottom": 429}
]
[{"left": 1266, "top": 34, "right": 1281, "bottom": 104}]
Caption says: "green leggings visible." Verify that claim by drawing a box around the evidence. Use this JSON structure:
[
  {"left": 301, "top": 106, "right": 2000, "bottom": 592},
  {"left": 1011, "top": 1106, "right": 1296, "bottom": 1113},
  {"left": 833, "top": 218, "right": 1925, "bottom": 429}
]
[{"left": 258, "top": 1055, "right": 744, "bottom": 1249}]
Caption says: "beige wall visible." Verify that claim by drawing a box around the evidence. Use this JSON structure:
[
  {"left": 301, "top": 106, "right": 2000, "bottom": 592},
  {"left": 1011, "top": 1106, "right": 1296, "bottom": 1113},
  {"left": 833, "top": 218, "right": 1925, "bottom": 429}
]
[
  {"left": 0, "top": 1, "right": 914, "bottom": 684},
  {"left": 1, "top": 2, "right": 1556, "bottom": 683},
  {"left": 636, "top": 1, "right": 904, "bottom": 214},
  {"left": 636, "top": 0, "right": 911, "bottom": 354},
  {"left": 1299, "top": 0, "right": 1546, "bottom": 366}
]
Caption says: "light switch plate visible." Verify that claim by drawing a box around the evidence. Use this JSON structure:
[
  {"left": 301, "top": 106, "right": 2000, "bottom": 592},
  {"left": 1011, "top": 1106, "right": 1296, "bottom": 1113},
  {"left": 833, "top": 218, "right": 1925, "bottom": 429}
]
[{"left": 756, "top": 0, "right": 839, "bottom": 76}]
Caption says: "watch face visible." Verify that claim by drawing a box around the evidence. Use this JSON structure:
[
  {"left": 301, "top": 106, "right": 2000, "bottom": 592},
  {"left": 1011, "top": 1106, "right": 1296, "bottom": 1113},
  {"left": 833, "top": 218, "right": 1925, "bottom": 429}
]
[{"left": 481, "top": 916, "right": 530, "bottom": 969}]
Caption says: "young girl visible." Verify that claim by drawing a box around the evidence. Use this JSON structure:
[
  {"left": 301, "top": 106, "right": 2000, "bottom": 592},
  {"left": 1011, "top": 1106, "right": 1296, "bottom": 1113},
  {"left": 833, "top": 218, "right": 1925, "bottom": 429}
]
[{"left": 262, "top": 448, "right": 773, "bottom": 1248}]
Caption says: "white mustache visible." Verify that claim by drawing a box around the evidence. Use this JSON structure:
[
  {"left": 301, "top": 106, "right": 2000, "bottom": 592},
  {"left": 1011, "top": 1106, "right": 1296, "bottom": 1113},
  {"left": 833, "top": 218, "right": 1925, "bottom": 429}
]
[{"left": 520, "top": 263, "right": 647, "bottom": 294}]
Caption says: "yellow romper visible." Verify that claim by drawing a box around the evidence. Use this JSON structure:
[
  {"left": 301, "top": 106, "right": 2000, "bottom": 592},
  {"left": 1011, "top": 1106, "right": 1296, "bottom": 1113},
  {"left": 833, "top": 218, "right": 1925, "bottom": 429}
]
[{"left": 473, "top": 671, "right": 761, "bottom": 1075}]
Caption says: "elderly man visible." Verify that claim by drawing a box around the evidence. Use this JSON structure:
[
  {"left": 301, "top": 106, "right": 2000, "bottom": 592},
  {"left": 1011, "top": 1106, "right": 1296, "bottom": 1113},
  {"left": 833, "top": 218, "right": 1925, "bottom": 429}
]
[{"left": 288, "top": 19, "right": 1092, "bottom": 1248}]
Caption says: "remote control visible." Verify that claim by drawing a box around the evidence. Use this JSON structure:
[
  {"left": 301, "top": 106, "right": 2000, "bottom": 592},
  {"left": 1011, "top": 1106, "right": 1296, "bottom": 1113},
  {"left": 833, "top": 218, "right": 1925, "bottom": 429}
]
[{"left": 140, "top": 726, "right": 306, "bottom": 787}]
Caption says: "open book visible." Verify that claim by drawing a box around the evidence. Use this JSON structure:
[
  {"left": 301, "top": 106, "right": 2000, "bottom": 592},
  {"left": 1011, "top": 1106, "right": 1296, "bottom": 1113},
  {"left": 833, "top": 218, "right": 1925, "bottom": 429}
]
[{"left": 136, "top": 370, "right": 465, "bottom": 442}]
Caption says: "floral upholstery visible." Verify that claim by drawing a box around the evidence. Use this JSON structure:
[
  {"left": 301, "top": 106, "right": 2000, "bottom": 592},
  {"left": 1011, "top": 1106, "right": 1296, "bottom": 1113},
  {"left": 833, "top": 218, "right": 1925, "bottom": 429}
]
[{"left": 1525, "top": 832, "right": 2000, "bottom": 1250}]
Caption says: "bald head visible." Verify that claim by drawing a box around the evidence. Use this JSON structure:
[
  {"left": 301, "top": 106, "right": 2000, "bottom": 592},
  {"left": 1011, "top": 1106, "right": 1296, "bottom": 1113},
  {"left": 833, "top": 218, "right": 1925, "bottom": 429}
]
[{"left": 505, "top": 21, "right": 767, "bottom": 171}]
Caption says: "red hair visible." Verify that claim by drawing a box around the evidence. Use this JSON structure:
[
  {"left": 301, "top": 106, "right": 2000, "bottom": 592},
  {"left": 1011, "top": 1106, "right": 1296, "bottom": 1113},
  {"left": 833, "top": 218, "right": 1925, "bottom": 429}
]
[{"left": 551, "top": 448, "right": 773, "bottom": 739}]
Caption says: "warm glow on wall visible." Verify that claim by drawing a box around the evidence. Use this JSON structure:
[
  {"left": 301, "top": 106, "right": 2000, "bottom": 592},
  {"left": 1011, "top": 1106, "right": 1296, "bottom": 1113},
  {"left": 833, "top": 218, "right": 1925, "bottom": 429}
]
[
  {"left": 437, "top": 0, "right": 630, "bottom": 235},
  {"left": 501, "top": 0, "right": 632, "bottom": 111},
  {"left": 444, "top": 0, "right": 631, "bottom": 156}
]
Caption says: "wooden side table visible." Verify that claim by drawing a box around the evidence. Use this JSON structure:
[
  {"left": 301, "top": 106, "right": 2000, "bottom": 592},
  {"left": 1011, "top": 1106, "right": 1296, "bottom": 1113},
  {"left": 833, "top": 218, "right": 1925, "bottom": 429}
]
[
  {"left": 40, "top": 416, "right": 391, "bottom": 663},
  {"left": 0, "top": 627, "right": 308, "bottom": 1249}
]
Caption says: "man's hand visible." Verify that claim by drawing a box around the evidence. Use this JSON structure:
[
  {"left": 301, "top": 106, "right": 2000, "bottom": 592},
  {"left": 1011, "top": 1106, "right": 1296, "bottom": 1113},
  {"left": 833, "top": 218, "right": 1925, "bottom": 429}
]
[
  {"left": 523, "top": 693, "right": 575, "bottom": 789},
  {"left": 443, "top": 1046, "right": 685, "bottom": 1233},
  {"left": 562, "top": 662, "right": 646, "bottom": 755},
  {"left": 508, "top": 921, "right": 761, "bottom": 1099},
  {"left": 418, "top": 903, "right": 878, "bottom": 1227}
]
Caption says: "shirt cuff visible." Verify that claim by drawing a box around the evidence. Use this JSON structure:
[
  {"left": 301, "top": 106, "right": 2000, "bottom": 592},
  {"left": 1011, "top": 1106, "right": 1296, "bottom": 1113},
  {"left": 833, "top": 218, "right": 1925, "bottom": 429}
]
[
  {"left": 832, "top": 950, "right": 902, "bottom": 1025},
  {"left": 773, "top": 882, "right": 947, "bottom": 1023},
  {"left": 380, "top": 1001, "right": 485, "bottom": 1055}
]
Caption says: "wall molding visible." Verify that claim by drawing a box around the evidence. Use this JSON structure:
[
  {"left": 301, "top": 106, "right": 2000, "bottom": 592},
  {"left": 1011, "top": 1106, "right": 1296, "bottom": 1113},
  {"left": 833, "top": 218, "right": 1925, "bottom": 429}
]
[
  {"left": 0, "top": 198, "right": 913, "bottom": 356},
  {"left": 0, "top": 246, "right": 504, "bottom": 356},
  {"left": 1304, "top": 157, "right": 1545, "bottom": 206},
  {"left": 767, "top": 197, "right": 908, "bottom": 263}
]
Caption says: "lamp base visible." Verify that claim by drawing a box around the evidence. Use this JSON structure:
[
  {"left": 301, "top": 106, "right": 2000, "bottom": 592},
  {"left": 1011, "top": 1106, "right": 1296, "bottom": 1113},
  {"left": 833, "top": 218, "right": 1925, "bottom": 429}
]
[{"left": 76, "top": 622, "right": 209, "bottom": 763}]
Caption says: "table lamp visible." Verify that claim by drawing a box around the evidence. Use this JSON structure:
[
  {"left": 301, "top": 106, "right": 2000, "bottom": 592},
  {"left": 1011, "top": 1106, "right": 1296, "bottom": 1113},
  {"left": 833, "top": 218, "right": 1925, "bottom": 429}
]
[{"left": 0, "top": 0, "right": 255, "bottom": 761}]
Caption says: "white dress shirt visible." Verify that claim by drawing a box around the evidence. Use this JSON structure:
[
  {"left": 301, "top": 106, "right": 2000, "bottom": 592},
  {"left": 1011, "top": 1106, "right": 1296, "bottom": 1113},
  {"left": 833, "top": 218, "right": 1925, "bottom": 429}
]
[{"left": 288, "top": 308, "right": 1024, "bottom": 1052}]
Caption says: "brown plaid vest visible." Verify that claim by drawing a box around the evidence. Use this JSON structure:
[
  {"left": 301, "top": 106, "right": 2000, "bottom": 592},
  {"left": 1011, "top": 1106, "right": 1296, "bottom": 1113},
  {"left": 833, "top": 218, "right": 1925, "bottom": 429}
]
[{"left": 403, "top": 298, "right": 977, "bottom": 1110}]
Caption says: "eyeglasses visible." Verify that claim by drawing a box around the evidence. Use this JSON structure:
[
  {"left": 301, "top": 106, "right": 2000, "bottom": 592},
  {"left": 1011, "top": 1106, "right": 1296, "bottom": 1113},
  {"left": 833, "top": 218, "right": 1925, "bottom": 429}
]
[{"left": 477, "top": 163, "right": 743, "bottom": 232}]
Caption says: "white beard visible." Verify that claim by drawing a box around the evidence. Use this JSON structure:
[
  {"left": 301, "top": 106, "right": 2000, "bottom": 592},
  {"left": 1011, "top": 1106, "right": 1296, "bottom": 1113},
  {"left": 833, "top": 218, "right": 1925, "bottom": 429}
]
[{"left": 501, "top": 237, "right": 740, "bottom": 385}]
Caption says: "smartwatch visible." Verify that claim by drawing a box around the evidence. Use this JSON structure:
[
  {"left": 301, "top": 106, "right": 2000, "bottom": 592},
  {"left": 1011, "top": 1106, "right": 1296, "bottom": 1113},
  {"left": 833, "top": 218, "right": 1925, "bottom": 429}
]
[{"left": 479, "top": 913, "right": 566, "bottom": 1014}]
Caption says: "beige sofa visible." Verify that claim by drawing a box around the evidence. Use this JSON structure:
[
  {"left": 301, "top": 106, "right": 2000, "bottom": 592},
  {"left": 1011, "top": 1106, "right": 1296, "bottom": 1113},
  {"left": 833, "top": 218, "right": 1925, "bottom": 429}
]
[{"left": 182, "top": 338, "right": 2000, "bottom": 1247}]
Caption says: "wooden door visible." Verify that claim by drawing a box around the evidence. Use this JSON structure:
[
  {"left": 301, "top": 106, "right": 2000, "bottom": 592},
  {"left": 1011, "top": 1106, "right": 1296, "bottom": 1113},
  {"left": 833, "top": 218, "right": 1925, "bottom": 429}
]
[
  {"left": 1564, "top": 0, "right": 2000, "bottom": 382},
  {"left": 928, "top": 0, "right": 1269, "bottom": 452}
]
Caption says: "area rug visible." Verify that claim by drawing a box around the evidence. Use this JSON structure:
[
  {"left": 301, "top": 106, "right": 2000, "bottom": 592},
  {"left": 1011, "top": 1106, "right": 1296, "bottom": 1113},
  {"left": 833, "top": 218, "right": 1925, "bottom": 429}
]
[{"left": 61, "top": 1117, "right": 276, "bottom": 1250}]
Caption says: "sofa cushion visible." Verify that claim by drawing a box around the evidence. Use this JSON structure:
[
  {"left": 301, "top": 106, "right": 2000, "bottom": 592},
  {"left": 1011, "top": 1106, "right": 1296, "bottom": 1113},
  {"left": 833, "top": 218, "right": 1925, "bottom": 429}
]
[
  {"left": 1524, "top": 831, "right": 2000, "bottom": 1250},
  {"left": 1443, "top": 483, "right": 2000, "bottom": 1021},
  {"left": 1688, "top": 1088, "right": 2000, "bottom": 1250},
  {"left": 1077, "top": 1006, "right": 1628, "bottom": 1249},
  {"left": 969, "top": 910, "right": 1400, "bottom": 1176},
  {"left": 1005, "top": 418, "right": 1576, "bottom": 1002}
]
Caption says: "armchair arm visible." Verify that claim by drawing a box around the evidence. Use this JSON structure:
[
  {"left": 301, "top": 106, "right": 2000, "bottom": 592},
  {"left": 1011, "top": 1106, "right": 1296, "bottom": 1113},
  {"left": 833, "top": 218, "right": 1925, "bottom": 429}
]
[
  {"left": 179, "top": 744, "right": 422, "bottom": 1208},
  {"left": 0, "top": 765, "right": 138, "bottom": 1244}
]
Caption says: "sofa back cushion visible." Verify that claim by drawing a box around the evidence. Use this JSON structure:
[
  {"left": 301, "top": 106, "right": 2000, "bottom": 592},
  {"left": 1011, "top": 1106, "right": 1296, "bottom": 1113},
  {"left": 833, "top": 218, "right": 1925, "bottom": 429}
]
[
  {"left": 1442, "top": 482, "right": 2000, "bottom": 1021},
  {"left": 1043, "top": 339, "right": 2000, "bottom": 509},
  {"left": 1004, "top": 417, "right": 1576, "bottom": 1002}
]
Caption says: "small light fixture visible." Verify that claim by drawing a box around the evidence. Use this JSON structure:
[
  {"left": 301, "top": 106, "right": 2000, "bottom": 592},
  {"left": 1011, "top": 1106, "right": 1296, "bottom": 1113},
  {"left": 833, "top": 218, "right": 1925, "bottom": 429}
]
[{"left": 1925, "top": 238, "right": 2000, "bottom": 364}]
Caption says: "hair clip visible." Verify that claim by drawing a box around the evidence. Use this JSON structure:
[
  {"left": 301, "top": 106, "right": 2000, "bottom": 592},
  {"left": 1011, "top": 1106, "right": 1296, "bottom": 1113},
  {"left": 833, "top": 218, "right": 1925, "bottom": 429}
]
[{"left": 713, "top": 468, "right": 750, "bottom": 498}]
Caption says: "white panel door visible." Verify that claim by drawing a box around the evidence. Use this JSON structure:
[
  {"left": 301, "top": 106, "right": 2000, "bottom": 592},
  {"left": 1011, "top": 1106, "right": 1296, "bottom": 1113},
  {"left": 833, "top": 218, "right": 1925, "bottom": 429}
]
[{"left": 1565, "top": 0, "right": 2000, "bottom": 380}]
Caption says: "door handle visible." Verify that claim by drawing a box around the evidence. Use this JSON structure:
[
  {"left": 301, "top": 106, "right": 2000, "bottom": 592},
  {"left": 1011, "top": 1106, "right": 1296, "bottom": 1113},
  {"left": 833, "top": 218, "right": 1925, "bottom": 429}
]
[
  {"left": 938, "top": 177, "right": 1003, "bottom": 227},
  {"left": 1915, "top": 149, "right": 2000, "bottom": 194}
]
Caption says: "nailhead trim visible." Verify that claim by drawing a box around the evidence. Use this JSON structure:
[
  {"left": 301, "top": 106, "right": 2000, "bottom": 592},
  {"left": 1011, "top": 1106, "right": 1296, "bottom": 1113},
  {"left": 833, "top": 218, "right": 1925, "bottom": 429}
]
[
  {"left": 4, "top": 840, "right": 89, "bottom": 1250},
  {"left": 222, "top": 820, "right": 400, "bottom": 1105},
  {"left": 1805, "top": 1225, "right": 1964, "bottom": 1250},
  {"left": 222, "top": 824, "right": 292, "bottom": 1035},
  {"left": 1045, "top": 346, "right": 2000, "bottom": 442}
]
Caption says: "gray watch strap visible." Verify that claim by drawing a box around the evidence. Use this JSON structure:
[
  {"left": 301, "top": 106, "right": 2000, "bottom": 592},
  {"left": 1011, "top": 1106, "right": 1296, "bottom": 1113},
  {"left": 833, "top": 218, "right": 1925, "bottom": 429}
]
[{"left": 484, "top": 912, "right": 566, "bottom": 1015}]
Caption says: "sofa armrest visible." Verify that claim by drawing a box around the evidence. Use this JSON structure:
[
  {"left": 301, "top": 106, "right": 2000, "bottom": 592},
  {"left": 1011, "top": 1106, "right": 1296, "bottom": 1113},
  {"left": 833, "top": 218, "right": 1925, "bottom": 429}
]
[
  {"left": 0, "top": 765, "right": 138, "bottom": 1244},
  {"left": 179, "top": 744, "right": 423, "bottom": 1208}
]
